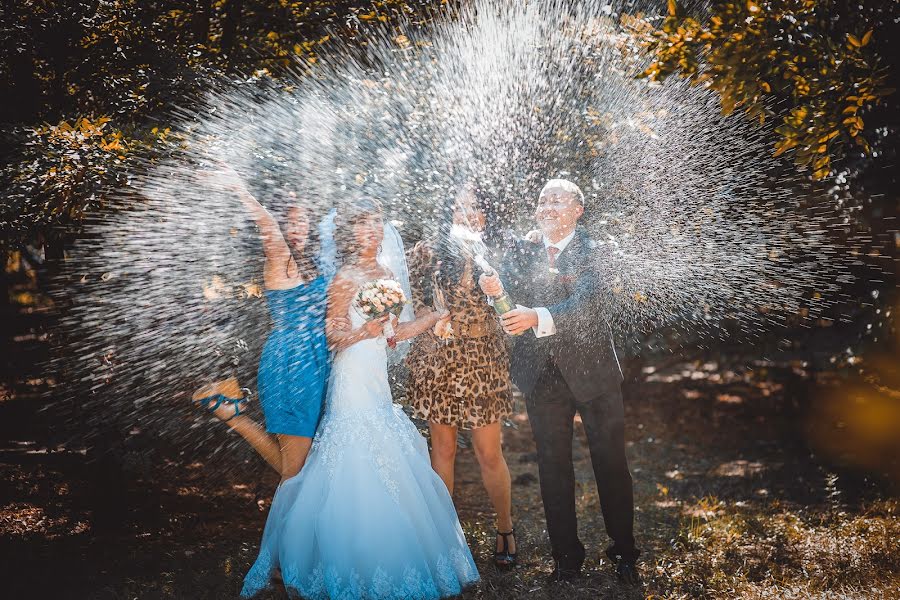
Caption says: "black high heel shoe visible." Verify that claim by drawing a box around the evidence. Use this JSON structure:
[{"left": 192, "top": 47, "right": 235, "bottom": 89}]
[{"left": 493, "top": 528, "right": 518, "bottom": 570}]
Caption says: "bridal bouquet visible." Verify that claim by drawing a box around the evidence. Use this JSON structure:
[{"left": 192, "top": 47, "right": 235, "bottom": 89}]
[{"left": 356, "top": 279, "right": 408, "bottom": 348}]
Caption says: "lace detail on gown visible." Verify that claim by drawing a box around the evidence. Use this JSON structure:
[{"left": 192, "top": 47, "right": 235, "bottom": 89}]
[{"left": 241, "top": 297, "right": 479, "bottom": 599}]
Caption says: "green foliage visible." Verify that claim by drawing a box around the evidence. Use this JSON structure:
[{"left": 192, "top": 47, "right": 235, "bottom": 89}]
[
  {"left": 626, "top": 0, "right": 897, "bottom": 179},
  {"left": 1, "top": 118, "right": 178, "bottom": 239},
  {"left": 0, "top": 1, "right": 433, "bottom": 247}
]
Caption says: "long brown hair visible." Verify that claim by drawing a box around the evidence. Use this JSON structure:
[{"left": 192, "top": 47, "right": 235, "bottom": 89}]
[
  {"left": 427, "top": 186, "right": 493, "bottom": 303},
  {"left": 275, "top": 195, "right": 321, "bottom": 281}
]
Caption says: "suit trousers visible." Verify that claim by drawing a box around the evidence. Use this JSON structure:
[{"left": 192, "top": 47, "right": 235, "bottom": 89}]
[{"left": 524, "top": 360, "right": 638, "bottom": 569}]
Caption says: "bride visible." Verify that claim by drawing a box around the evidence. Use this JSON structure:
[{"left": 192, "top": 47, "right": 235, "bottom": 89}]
[{"left": 241, "top": 198, "right": 480, "bottom": 599}]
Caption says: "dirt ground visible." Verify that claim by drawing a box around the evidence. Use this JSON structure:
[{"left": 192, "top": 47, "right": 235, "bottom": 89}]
[{"left": 2, "top": 301, "right": 899, "bottom": 599}]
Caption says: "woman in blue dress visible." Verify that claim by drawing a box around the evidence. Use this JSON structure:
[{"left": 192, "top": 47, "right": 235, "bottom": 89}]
[{"left": 193, "top": 165, "right": 345, "bottom": 481}]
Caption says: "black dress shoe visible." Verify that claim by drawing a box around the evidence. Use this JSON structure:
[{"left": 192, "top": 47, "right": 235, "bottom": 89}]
[
  {"left": 615, "top": 558, "right": 641, "bottom": 586},
  {"left": 546, "top": 565, "right": 583, "bottom": 584}
]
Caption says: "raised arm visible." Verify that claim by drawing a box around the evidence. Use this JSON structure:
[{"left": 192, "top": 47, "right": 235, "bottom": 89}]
[
  {"left": 214, "top": 164, "right": 291, "bottom": 267},
  {"left": 235, "top": 190, "right": 291, "bottom": 267},
  {"left": 326, "top": 273, "right": 386, "bottom": 352}
]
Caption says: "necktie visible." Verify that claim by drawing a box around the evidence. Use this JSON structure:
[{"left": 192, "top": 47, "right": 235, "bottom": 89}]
[{"left": 547, "top": 246, "right": 560, "bottom": 271}]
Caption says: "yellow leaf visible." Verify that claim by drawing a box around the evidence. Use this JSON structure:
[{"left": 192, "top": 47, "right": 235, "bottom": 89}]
[
  {"left": 241, "top": 281, "right": 262, "bottom": 298},
  {"left": 721, "top": 96, "right": 736, "bottom": 116},
  {"left": 847, "top": 33, "right": 861, "bottom": 48},
  {"left": 861, "top": 30, "right": 873, "bottom": 46},
  {"left": 667, "top": 0, "right": 677, "bottom": 17}
]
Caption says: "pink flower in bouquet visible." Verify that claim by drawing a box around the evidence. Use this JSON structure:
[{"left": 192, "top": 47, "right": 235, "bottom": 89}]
[{"left": 355, "top": 279, "right": 408, "bottom": 348}]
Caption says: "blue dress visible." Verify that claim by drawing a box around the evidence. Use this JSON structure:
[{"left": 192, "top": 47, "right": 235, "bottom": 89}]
[{"left": 257, "top": 276, "right": 330, "bottom": 438}]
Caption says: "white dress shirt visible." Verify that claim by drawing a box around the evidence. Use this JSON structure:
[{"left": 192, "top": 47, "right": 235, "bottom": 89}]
[{"left": 531, "top": 229, "right": 576, "bottom": 338}]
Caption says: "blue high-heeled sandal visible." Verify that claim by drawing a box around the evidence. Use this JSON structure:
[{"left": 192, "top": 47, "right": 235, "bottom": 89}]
[{"left": 195, "top": 390, "right": 250, "bottom": 422}]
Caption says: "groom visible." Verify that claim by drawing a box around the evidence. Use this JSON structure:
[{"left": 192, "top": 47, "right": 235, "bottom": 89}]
[{"left": 479, "top": 179, "right": 640, "bottom": 585}]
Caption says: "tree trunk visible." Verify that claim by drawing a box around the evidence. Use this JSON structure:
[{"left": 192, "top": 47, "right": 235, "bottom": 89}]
[
  {"left": 43, "top": 235, "right": 66, "bottom": 278},
  {"left": 191, "top": 0, "right": 212, "bottom": 47},
  {"left": 221, "top": 0, "right": 244, "bottom": 59},
  {"left": 2, "top": 1, "right": 41, "bottom": 123},
  {"left": 42, "top": 9, "right": 84, "bottom": 121},
  {"left": 0, "top": 248, "right": 9, "bottom": 308}
]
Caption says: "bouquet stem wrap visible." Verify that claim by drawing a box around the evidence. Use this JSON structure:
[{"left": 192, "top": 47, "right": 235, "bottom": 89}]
[{"left": 382, "top": 319, "right": 397, "bottom": 348}]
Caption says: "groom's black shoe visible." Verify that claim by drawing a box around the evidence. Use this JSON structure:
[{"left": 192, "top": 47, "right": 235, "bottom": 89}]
[
  {"left": 605, "top": 547, "right": 641, "bottom": 586},
  {"left": 615, "top": 559, "right": 641, "bottom": 586},
  {"left": 545, "top": 564, "right": 582, "bottom": 584}
]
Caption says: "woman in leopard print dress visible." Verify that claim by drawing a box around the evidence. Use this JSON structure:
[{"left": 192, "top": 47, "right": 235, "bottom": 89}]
[{"left": 406, "top": 186, "right": 518, "bottom": 568}]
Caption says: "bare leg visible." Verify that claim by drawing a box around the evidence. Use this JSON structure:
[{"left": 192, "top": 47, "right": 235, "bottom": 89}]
[
  {"left": 221, "top": 415, "right": 282, "bottom": 473},
  {"left": 471, "top": 421, "right": 516, "bottom": 554},
  {"left": 276, "top": 434, "right": 313, "bottom": 483},
  {"left": 193, "top": 379, "right": 282, "bottom": 473},
  {"left": 428, "top": 422, "right": 458, "bottom": 495}
]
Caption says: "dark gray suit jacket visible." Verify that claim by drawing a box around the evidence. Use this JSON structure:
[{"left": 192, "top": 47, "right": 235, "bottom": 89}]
[{"left": 500, "top": 226, "right": 623, "bottom": 402}]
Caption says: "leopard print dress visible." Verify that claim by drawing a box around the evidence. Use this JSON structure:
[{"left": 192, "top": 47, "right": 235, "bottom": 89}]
[{"left": 405, "top": 241, "right": 513, "bottom": 430}]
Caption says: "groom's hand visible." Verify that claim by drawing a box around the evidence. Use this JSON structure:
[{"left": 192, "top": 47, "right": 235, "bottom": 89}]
[{"left": 501, "top": 307, "right": 538, "bottom": 335}]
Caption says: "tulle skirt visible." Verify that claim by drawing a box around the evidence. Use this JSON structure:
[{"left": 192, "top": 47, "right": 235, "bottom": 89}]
[{"left": 241, "top": 401, "right": 479, "bottom": 599}]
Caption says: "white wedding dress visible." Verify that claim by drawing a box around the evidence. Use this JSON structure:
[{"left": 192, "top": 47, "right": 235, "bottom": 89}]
[{"left": 241, "top": 299, "right": 480, "bottom": 599}]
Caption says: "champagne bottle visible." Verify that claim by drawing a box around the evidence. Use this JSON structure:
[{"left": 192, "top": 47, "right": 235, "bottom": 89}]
[
  {"left": 489, "top": 287, "right": 516, "bottom": 315},
  {"left": 473, "top": 254, "right": 522, "bottom": 335}
]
